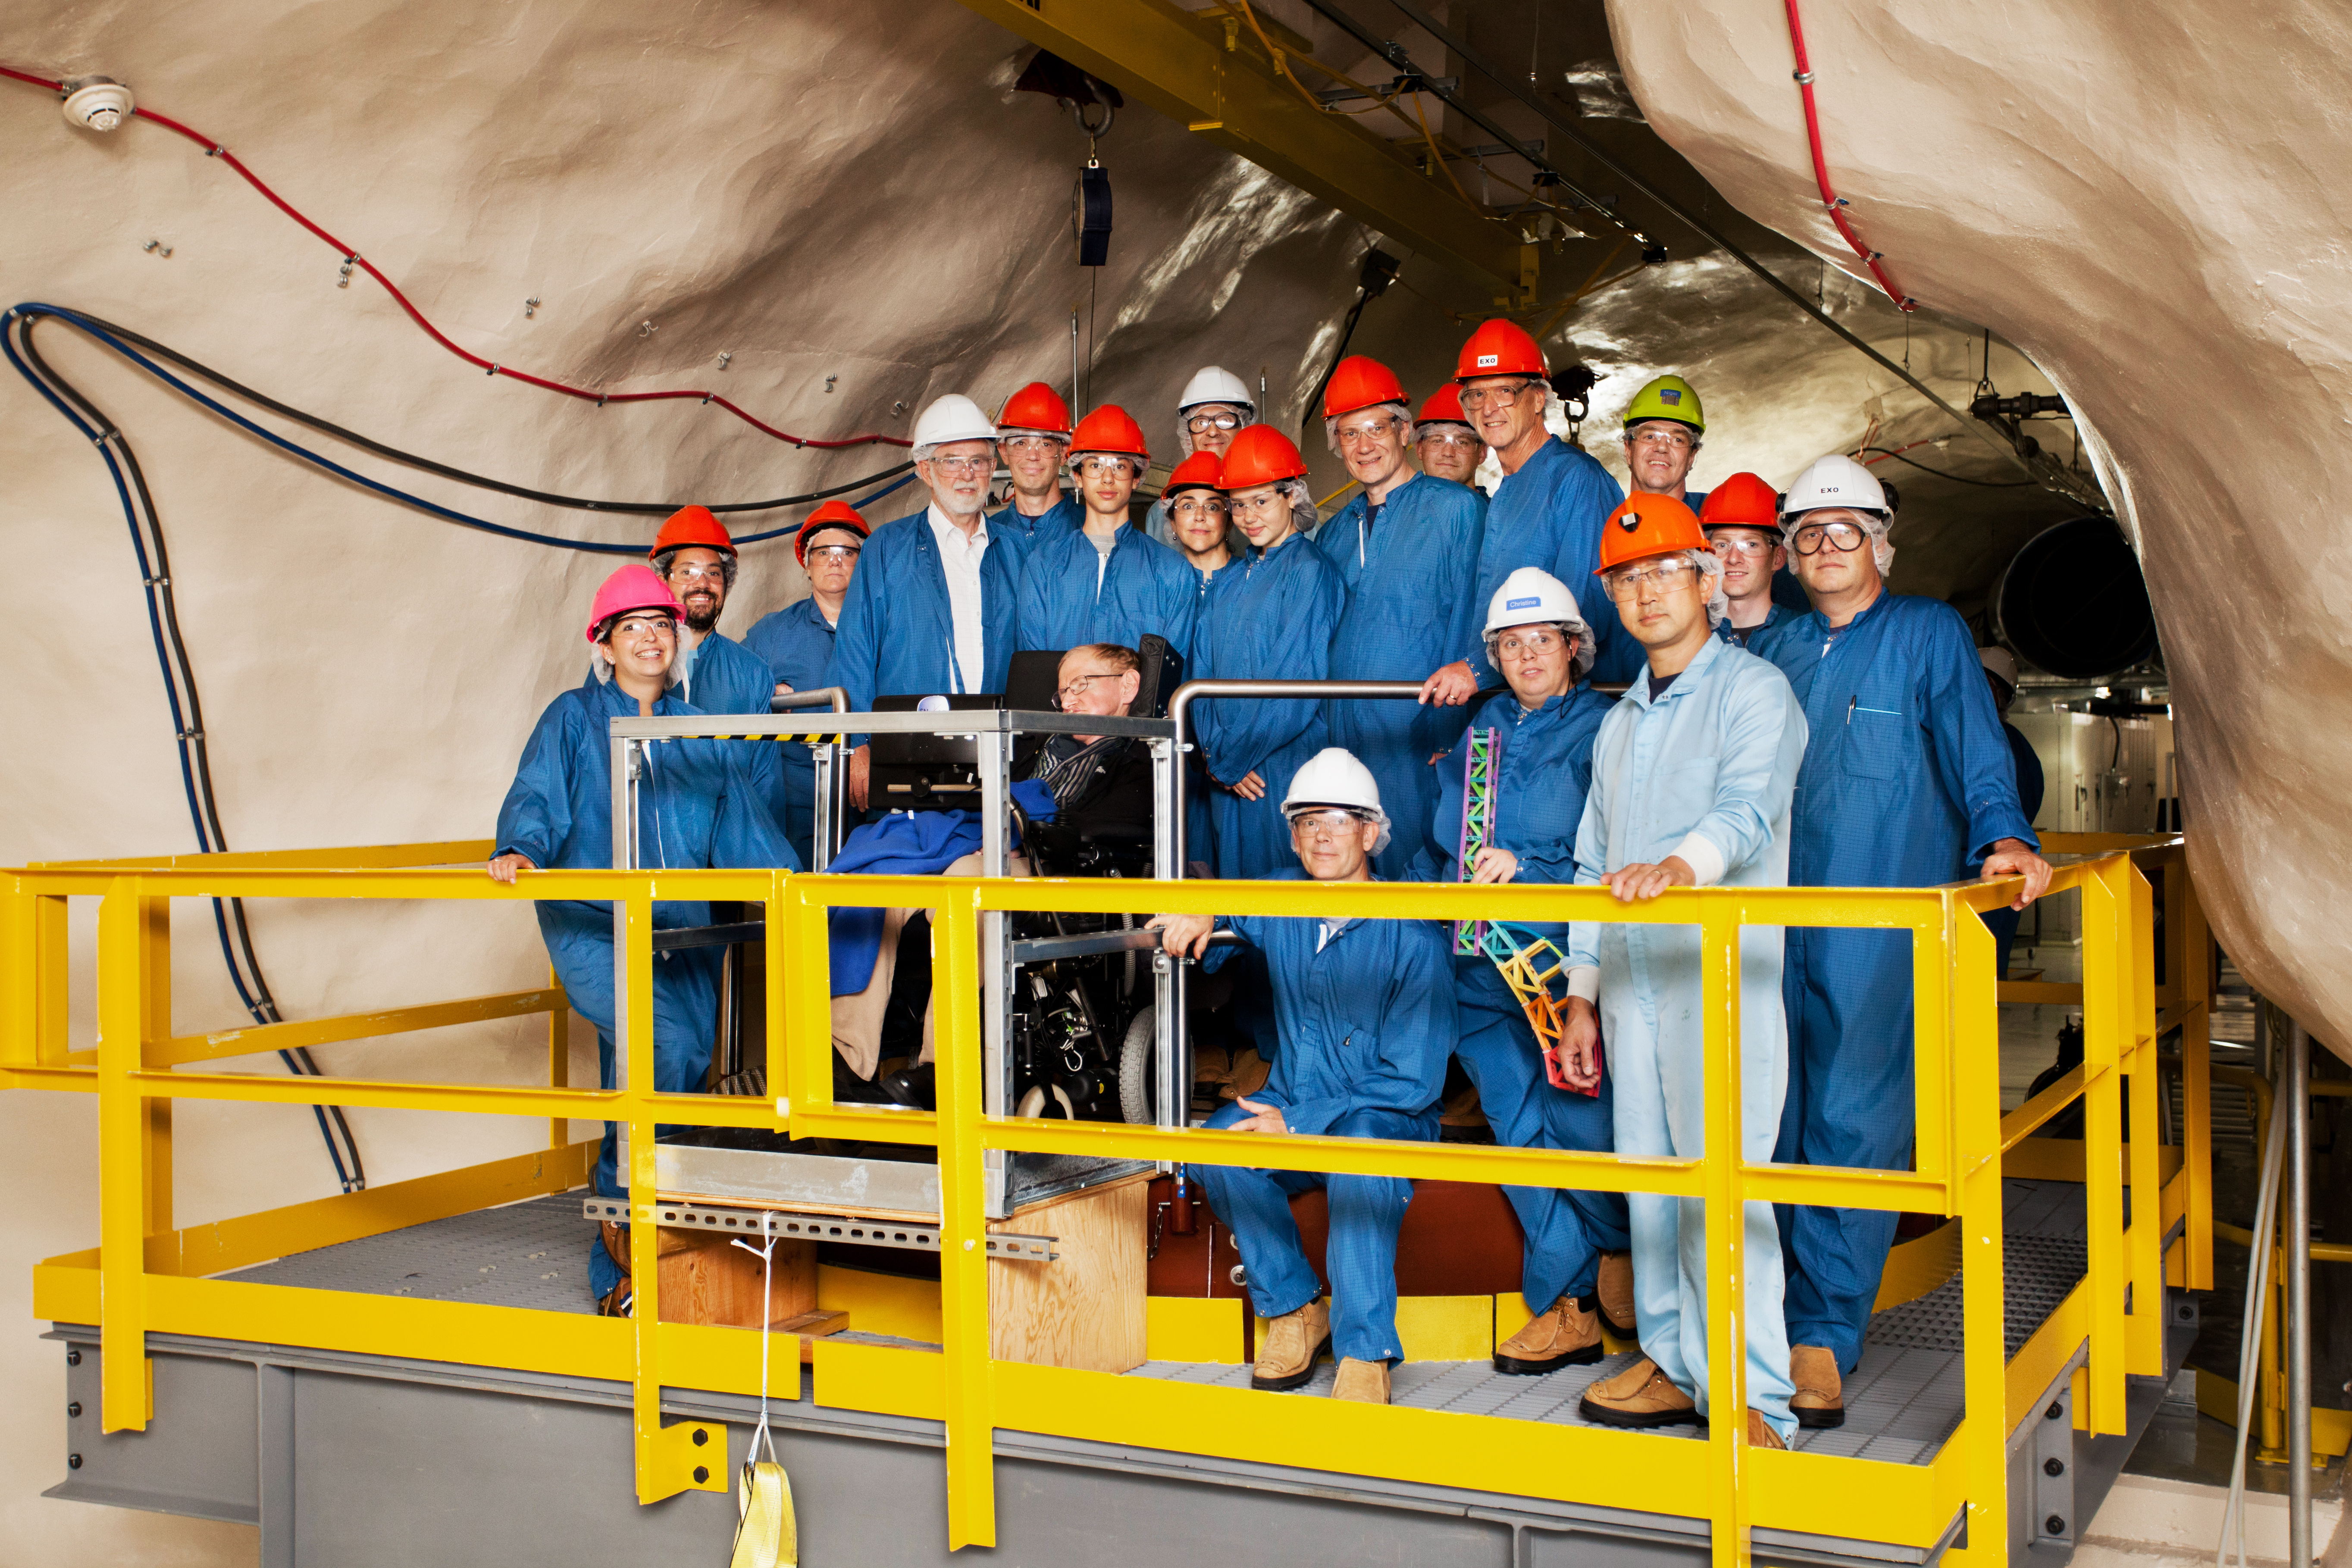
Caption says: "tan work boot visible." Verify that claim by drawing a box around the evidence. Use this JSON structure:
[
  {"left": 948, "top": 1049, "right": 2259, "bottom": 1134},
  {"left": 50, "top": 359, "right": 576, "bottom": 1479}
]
[
  {"left": 1250, "top": 1299, "right": 1332, "bottom": 1392},
  {"left": 1331, "top": 1357, "right": 1391, "bottom": 1404},
  {"left": 1746, "top": 1409, "right": 1787, "bottom": 1450},
  {"left": 1788, "top": 1345, "right": 1846, "bottom": 1430},
  {"left": 1578, "top": 1357, "right": 1701, "bottom": 1429},
  {"left": 1595, "top": 1251, "right": 1636, "bottom": 1340},
  {"left": 1494, "top": 1294, "right": 1603, "bottom": 1375}
]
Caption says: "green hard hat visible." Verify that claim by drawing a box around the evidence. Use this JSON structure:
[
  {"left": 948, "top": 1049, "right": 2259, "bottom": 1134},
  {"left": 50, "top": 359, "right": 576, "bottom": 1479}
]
[{"left": 1624, "top": 374, "right": 1705, "bottom": 435}]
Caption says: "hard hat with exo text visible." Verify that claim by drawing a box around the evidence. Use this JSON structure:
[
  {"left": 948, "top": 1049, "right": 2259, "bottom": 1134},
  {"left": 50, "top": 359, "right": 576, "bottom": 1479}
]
[
  {"left": 1780, "top": 452, "right": 1891, "bottom": 520},
  {"left": 1178, "top": 366, "right": 1255, "bottom": 412},
  {"left": 1592, "top": 493, "right": 1708, "bottom": 575},
  {"left": 1162, "top": 451, "right": 1226, "bottom": 494},
  {"left": 912, "top": 394, "right": 998, "bottom": 450},
  {"left": 1455, "top": 318, "right": 1547, "bottom": 382},
  {"left": 1281, "top": 747, "right": 1390, "bottom": 847},
  {"left": 794, "top": 500, "right": 869, "bottom": 565},
  {"left": 586, "top": 565, "right": 684, "bottom": 644},
  {"left": 1483, "top": 566, "right": 1588, "bottom": 638},
  {"left": 649, "top": 504, "right": 735, "bottom": 559},
  {"left": 1623, "top": 374, "right": 1705, "bottom": 435},
  {"left": 996, "top": 382, "right": 1072, "bottom": 437},
  {"left": 1416, "top": 383, "right": 1474, "bottom": 428},
  {"left": 1697, "top": 472, "right": 1780, "bottom": 532},
  {"left": 1069, "top": 405, "right": 1149, "bottom": 460},
  {"left": 1322, "top": 355, "right": 1407, "bottom": 420},
  {"left": 1218, "top": 424, "right": 1309, "bottom": 488}
]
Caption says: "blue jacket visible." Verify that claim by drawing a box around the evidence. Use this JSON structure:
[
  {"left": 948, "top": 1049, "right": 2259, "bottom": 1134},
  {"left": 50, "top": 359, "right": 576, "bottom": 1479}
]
[
  {"left": 1207, "top": 874, "right": 1456, "bottom": 1137},
  {"left": 1015, "top": 521, "right": 1200, "bottom": 660},
  {"left": 1717, "top": 601, "right": 1794, "bottom": 657},
  {"left": 741, "top": 596, "right": 839, "bottom": 860},
  {"left": 1765, "top": 592, "right": 2038, "bottom": 889},
  {"left": 992, "top": 492, "right": 1081, "bottom": 551},
  {"left": 1193, "top": 535, "right": 1346, "bottom": 786},
  {"left": 1408, "top": 684, "right": 1616, "bottom": 941},
  {"left": 672, "top": 629, "right": 774, "bottom": 716},
  {"left": 824, "top": 508, "right": 1022, "bottom": 742},
  {"left": 1473, "top": 437, "right": 1629, "bottom": 681}
]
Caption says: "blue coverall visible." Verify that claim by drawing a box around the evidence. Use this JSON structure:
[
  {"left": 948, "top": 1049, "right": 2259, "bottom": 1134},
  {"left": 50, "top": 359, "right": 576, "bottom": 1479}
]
[
  {"left": 1188, "top": 885, "right": 1456, "bottom": 1365},
  {"left": 1716, "top": 601, "right": 1793, "bottom": 657},
  {"left": 670, "top": 629, "right": 775, "bottom": 717},
  {"left": 1408, "top": 684, "right": 1629, "bottom": 1314},
  {"left": 493, "top": 677, "right": 801, "bottom": 1301},
  {"left": 741, "top": 596, "right": 837, "bottom": 868},
  {"left": 1192, "top": 535, "right": 1347, "bottom": 879},
  {"left": 1015, "top": 521, "right": 1200, "bottom": 662},
  {"left": 824, "top": 509, "right": 1022, "bottom": 745},
  {"left": 1470, "top": 437, "right": 1630, "bottom": 683},
  {"left": 993, "top": 492, "right": 1081, "bottom": 549},
  {"left": 1568, "top": 634, "right": 1807, "bottom": 1436},
  {"left": 1317, "top": 473, "right": 1485, "bottom": 879},
  {"left": 1765, "top": 593, "right": 2037, "bottom": 1371}
]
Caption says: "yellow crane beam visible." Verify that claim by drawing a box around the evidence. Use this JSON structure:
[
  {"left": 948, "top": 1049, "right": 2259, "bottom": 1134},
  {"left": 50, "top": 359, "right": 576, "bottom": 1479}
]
[{"left": 952, "top": 0, "right": 1527, "bottom": 291}]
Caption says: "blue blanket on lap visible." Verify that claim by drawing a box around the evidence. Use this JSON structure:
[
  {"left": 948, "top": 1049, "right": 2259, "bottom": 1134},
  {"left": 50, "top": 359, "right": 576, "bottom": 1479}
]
[{"left": 825, "top": 782, "right": 1056, "bottom": 995}]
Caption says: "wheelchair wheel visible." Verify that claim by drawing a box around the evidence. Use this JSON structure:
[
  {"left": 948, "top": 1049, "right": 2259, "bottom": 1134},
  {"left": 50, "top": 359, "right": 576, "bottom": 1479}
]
[{"left": 1118, "top": 1006, "right": 1155, "bottom": 1124}]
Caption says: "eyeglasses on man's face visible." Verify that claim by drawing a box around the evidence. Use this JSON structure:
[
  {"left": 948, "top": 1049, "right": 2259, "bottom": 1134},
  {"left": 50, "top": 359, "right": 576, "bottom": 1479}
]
[
  {"left": 1456, "top": 381, "right": 1539, "bottom": 411},
  {"left": 1604, "top": 557, "right": 1701, "bottom": 601},
  {"left": 927, "top": 454, "right": 995, "bottom": 478},
  {"left": 1789, "top": 520, "right": 1869, "bottom": 556},
  {"left": 669, "top": 561, "right": 729, "bottom": 584},
  {"left": 1185, "top": 411, "right": 1244, "bottom": 434},
  {"left": 1290, "top": 809, "right": 1372, "bottom": 844},
  {"left": 1055, "top": 671, "right": 1124, "bottom": 706},
  {"left": 1076, "top": 457, "right": 1140, "bottom": 480}
]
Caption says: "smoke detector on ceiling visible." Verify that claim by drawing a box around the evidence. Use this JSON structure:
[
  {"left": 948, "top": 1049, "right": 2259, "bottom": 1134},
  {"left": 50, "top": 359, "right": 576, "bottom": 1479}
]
[{"left": 62, "top": 76, "right": 134, "bottom": 133}]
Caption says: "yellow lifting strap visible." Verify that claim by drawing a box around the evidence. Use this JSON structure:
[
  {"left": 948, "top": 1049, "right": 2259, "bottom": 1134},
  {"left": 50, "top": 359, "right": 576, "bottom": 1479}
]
[{"left": 728, "top": 1233, "right": 799, "bottom": 1568}]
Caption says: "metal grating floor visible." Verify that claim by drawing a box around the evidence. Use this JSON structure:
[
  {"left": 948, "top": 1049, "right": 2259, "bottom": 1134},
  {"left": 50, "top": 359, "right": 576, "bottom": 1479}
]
[{"left": 222, "top": 1193, "right": 605, "bottom": 1313}]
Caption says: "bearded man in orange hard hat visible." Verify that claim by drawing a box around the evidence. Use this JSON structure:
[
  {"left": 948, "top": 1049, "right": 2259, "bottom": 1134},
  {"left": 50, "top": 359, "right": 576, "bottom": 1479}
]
[{"left": 640, "top": 505, "right": 775, "bottom": 716}]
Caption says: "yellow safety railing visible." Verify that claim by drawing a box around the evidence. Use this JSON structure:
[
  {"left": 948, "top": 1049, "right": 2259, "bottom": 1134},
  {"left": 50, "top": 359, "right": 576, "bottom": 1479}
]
[{"left": 0, "top": 836, "right": 2208, "bottom": 1568}]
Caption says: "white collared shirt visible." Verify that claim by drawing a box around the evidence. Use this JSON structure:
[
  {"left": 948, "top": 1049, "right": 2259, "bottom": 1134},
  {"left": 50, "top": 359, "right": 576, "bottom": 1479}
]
[{"left": 927, "top": 503, "right": 991, "bottom": 692}]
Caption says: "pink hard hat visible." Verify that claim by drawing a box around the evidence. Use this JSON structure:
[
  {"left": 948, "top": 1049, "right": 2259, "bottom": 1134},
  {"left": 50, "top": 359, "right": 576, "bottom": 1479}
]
[{"left": 585, "top": 563, "right": 684, "bottom": 643}]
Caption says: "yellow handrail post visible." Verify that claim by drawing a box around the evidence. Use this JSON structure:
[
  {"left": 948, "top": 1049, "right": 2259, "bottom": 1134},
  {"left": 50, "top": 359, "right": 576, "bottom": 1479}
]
[
  {"left": 1952, "top": 899, "right": 2009, "bottom": 1561},
  {"left": 96, "top": 876, "right": 154, "bottom": 1431},
  {"left": 2173, "top": 860, "right": 2214, "bottom": 1290},
  {"left": 621, "top": 890, "right": 673, "bottom": 1504},
  {"left": 546, "top": 964, "right": 569, "bottom": 1151},
  {"left": 2123, "top": 863, "right": 2165, "bottom": 1375},
  {"left": 2078, "top": 862, "right": 2128, "bottom": 1433},
  {"left": 1700, "top": 908, "right": 1749, "bottom": 1568},
  {"left": 934, "top": 891, "right": 999, "bottom": 1550},
  {"left": 782, "top": 876, "right": 835, "bottom": 1117}
]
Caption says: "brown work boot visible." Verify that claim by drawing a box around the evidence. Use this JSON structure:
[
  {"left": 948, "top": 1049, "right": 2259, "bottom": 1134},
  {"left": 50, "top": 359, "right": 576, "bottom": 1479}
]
[
  {"left": 1788, "top": 1346, "right": 1845, "bottom": 1430},
  {"left": 1595, "top": 1251, "right": 1636, "bottom": 1340},
  {"left": 1578, "top": 1357, "right": 1701, "bottom": 1428},
  {"left": 1747, "top": 1409, "right": 1787, "bottom": 1450},
  {"left": 1220, "top": 1048, "right": 1272, "bottom": 1100},
  {"left": 1331, "top": 1357, "right": 1391, "bottom": 1404},
  {"left": 1250, "top": 1299, "right": 1332, "bottom": 1392},
  {"left": 1494, "top": 1294, "right": 1604, "bottom": 1375}
]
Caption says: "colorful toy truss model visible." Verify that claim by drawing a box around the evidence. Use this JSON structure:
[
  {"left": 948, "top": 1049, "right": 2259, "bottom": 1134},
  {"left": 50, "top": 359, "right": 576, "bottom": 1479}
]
[{"left": 1452, "top": 727, "right": 1500, "bottom": 956}]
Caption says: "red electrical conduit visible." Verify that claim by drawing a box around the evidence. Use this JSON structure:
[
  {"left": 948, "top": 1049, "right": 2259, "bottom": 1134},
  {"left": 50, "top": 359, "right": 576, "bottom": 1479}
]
[
  {"left": 1, "top": 64, "right": 909, "bottom": 448},
  {"left": 1778, "top": 2, "right": 1916, "bottom": 313}
]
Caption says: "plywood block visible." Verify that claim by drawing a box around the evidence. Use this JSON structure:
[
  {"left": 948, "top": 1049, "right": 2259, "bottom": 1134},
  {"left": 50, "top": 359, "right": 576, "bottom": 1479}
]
[
  {"left": 1146, "top": 1296, "right": 1245, "bottom": 1363},
  {"left": 656, "top": 1231, "right": 816, "bottom": 1329},
  {"left": 990, "top": 1177, "right": 1149, "bottom": 1372}
]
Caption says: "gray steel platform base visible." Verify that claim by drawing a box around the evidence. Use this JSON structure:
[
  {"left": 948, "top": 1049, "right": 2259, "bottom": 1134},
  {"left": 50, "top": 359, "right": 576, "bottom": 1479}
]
[{"left": 38, "top": 1181, "right": 2192, "bottom": 1566}]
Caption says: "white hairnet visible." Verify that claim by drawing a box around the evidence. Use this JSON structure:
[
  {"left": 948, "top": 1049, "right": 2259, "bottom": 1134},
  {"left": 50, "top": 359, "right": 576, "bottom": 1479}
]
[
  {"left": 1692, "top": 546, "right": 1729, "bottom": 627},
  {"left": 1322, "top": 401, "right": 1414, "bottom": 457},
  {"left": 1276, "top": 475, "right": 1318, "bottom": 538}
]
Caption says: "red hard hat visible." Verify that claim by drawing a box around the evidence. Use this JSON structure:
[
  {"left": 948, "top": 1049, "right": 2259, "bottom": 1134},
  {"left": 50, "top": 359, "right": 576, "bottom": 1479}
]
[
  {"left": 1454, "top": 318, "right": 1547, "bottom": 382},
  {"left": 1593, "top": 493, "right": 1708, "bottom": 575},
  {"left": 586, "top": 564, "right": 685, "bottom": 644},
  {"left": 1322, "top": 355, "right": 1407, "bottom": 420},
  {"left": 1219, "top": 424, "right": 1309, "bottom": 489},
  {"left": 795, "top": 499, "right": 870, "bottom": 565},
  {"left": 1698, "top": 472, "right": 1780, "bottom": 533},
  {"left": 996, "top": 381, "right": 1072, "bottom": 437},
  {"left": 1069, "top": 404, "right": 1149, "bottom": 460},
  {"left": 649, "top": 504, "right": 736, "bottom": 559},
  {"left": 1163, "top": 451, "right": 1226, "bottom": 494},
  {"left": 1416, "top": 383, "right": 1472, "bottom": 426}
]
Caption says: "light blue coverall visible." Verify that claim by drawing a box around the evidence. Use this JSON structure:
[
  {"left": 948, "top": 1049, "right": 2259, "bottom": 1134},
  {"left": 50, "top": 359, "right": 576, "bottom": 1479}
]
[
  {"left": 1470, "top": 437, "right": 1630, "bottom": 683},
  {"left": 1568, "top": 634, "right": 1807, "bottom": 1436},
  {"left": 824, "top": 509, "right": 1022, "bottom": 746},
  {"left": 1189, "top": 883, "right": 1456, "bottom": 1364},
  {"left": 1317, "top": 473, "right": 1485, "bottom": 879},
  {"left": 493, "top": 676, "right": 801, "bottom": 1301},
  {"left": 1014, "top": 521, "right": 1200, "bottom": 662},
  {"left": 1192, "top": 535, "right": 1347, "bottom": 879},
  {"left": 1764, "top": 592, "right": 2036, "bottom": 1371},
  {"left": 740, "top": 596, "right": 836, "bottom": 867},
  {"left": 1408, "top": 684, "right": 1629, "bottom": 1314}
]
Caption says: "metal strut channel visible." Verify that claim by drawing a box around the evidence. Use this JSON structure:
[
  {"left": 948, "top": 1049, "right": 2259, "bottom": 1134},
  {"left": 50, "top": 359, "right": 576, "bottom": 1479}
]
[{"left": 583, "top": 1198, "right": 1059, "bottom": 1261}]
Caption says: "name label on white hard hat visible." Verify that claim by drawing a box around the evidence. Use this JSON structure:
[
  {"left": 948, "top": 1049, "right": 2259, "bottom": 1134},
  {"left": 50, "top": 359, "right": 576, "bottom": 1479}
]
[
  {"left": 1506, "top": 596, "right": 1541, "bottom": 610},
  {"left": 1475, "top": 353, "right": 1499, "bottom": 368}
]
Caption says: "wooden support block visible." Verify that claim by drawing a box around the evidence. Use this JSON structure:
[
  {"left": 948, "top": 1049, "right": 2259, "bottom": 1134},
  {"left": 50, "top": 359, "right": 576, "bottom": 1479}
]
[
  {"left": 990, "top": 1176, "right": 1148, "bottom": 1374},
  {"left": 778, "top": 1308, "right": 849, "bottom": 1363},
  {"left": 656, "top": 1230, "right": 817, "bottom": 1329}
]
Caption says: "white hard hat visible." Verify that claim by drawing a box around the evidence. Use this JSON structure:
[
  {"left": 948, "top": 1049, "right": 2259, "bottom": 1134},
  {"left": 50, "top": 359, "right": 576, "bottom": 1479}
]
[
  {"left": 1483, "top": 567, "right": 1586, "bottom": 638},
  {"left": 912, "top": 394, "right": 998, "bottom": 450},
  {"left": 1281, "top": 747, "right": 1390, "bottom": 852},
  {"left": 1779, "top": 452, "right": 1890, "bottom": 520},
  {"left": 1177, "top": 366, "right": 1255, "bottom": 412},
  {"left": 1979, "top": 646, "right": 2019, "bottom": 690}
]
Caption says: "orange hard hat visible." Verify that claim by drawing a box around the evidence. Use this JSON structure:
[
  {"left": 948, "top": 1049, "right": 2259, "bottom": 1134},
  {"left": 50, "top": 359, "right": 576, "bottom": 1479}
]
[
  {"left": 1069, "top": 404, "right": 1149, "bottom": 460},
  {"left": 1593, "top": 493, "right": 1707, "bottom": 575},
  {"left": 1163, "top": 451, "right": 1226, "bottom": 494},
  {"left": 795, "top": 499, "right": 869, "bottom": 565},
  {"left": 996, "top": 381, "right": 1072, "bottom": 436},
  {"left": 649, "top": 504, "right": 735, "bottom": 559},
  {"left": 1416, "top": 383, "right": 1472, "bottom": 426},
  {"left": 1218, "top": 424, "right": 1309, "bottom": 488},
  {"left": 1322, "top": 355, "right": 1407, "bottom": 420},
  {"left": 1454, "top": 318, "right": 1547, "bottom": 382},
  {"left": 1698, "top": 472, "right": 1781, "bottom": 533}
]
